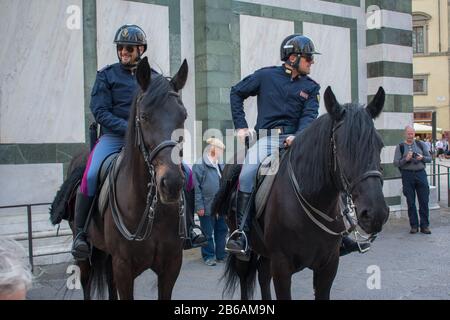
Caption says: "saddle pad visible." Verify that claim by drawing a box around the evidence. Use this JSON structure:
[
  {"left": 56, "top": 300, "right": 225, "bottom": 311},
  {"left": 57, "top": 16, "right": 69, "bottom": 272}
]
[
  {"left": 98, "top": 152, "right": 123, "bottom": 216},
  {"left": 254, "top": 153, "right": 280, "bottom": 219}
]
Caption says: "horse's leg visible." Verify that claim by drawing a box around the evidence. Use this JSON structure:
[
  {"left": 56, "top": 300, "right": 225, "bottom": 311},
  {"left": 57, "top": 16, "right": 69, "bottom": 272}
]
[
  {"left": 270, "top": 254, "right": 293, "bottom": 300},
  {"left": 313, "top": 258, "right": 339, "bottom": 300},
  {"left": 113, "top": 257, "right": 134, "bottom": 300},
  {"left": 106, "top": 255, "right": 118, "bottom": 300},
  {"left": 157, "top": 253, "right": 182, "bottom": 300},
  {"left": 78, "top": 260, "right": 92, "bottom": 300},
  {"left": 257, "top": 256, "right": 272, "bottom": 300}
]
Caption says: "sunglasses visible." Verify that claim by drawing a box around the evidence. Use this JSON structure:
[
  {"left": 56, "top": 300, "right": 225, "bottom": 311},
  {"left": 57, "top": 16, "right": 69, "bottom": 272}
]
[
  {"left": 301, "top": 54, "right": 314, "bottom": 63},
  {"left": 117, "top": 45, "right": 136, "bottom": 53}
]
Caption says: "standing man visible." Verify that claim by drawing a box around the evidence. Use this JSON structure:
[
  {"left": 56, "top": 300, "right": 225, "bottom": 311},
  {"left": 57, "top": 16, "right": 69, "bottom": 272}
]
[
  {"left": 225, "top": 34, "right": 368, "bottom": 256},
  {"left": 193, "top": 138, "right": 228, "bottom": 266},
  {"left": 394, "top": 125, "right": 432, "bottom": 234}
]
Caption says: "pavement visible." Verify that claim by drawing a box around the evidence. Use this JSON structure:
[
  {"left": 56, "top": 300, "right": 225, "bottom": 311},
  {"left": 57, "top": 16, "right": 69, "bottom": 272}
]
[{"left": 26, "top": 206, "right": 450, "bottom": 300}]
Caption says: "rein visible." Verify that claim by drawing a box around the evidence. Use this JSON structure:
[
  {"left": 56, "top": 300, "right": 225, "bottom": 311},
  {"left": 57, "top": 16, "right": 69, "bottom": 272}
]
[
  {"left": 287, "top": 117, "right": 383, "bottom": 240},
  {"left": 109, "top": 90, "right": 185, "bottom": 241}
]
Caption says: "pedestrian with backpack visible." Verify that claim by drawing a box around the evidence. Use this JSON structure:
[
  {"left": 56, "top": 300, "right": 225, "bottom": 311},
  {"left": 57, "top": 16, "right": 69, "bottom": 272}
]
[{"left": 393, "top": 125, "right": 432, "bottom": 234}]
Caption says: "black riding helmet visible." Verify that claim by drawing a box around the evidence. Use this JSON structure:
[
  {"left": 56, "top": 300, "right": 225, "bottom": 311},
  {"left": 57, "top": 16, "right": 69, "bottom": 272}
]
[
  {"left": 114, "top": 24, "right": 147, "bottom": 51},
  {"left": 114, "top": 25, "right": 147, "bottom": 66},
  {"left": 280, "top": 34, "right": 301, "bottom": 61},
  {"left": 280, "top": 35, "right": 320, "bottom": 61}
]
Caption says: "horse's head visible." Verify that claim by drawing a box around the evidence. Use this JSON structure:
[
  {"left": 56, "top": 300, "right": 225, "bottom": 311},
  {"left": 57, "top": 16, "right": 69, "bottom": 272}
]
[
  {"left": 324, "top": 86, "right": 389, "bottom": 234},
  {"left": 132, "top": 57, "right": 188, "bottom": 204}
]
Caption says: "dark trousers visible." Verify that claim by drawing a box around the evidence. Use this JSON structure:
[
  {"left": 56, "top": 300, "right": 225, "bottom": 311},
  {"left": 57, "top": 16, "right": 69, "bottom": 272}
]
[
  {"left": 199, "top": 214, "right": 228, "bottom": 261},
  {"left": 401, "top": 169, "right": 430, "bottom": 228}
]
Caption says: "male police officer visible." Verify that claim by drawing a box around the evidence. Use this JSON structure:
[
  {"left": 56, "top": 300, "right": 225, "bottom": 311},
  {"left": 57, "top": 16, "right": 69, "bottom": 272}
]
[
  {"left": 225, "top": 35, "right": 369, "bottom": 256},
  {"left": 72, "top": 25, "right": 205, "bottom": 260}
]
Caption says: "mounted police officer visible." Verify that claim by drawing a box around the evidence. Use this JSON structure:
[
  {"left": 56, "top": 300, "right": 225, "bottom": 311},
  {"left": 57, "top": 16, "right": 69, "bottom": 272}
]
[
  {"left": 225, "top": 35, "right": 369, "bottom": 257},
  {"left": 71, "top": 24, "right": 205, "bottom": 260}
]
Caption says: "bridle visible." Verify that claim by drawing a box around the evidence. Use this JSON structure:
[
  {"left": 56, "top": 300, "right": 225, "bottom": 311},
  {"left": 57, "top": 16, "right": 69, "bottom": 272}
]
[
  {"left": 109, "top": 90, "right": 185, "bottom": 241},
  {"left": 287, "top": 114, "right": 383, "bottom": 244}
]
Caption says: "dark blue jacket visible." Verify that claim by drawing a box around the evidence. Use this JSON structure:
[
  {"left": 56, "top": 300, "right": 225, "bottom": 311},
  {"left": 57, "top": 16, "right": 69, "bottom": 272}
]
[
  {"left": 192, "top": 155, "right": 225, "bottom": 216},
  {"left": 230, "top": 65, "right": 320, "bottom": 134},
  {"left": 90, "top": 63, "right": 159, "bottom": 136}
]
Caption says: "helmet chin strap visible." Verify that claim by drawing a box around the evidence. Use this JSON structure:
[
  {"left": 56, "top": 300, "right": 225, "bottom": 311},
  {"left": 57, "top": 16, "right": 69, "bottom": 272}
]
[{"left": 286, "top": 55, "right": 307, "bottom": 76}]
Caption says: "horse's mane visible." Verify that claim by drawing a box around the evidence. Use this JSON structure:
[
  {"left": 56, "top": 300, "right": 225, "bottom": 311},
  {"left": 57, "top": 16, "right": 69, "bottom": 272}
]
[
  {"left": 293, "top": 103, "right": 384, "bottom": 194},
  {"left": 123, "top": 74, "right": 172, "bottom": 169}
]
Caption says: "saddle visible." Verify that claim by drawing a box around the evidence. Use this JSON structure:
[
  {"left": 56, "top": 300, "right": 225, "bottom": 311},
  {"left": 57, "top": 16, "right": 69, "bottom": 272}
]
[
  {"left": 235, "top": 148, "right": 288, "bottom": 242},
  {"left": 254, "top": 149, "right": 287, "bottom": 219},
  {"left": 98, "top": 151, "right": 123, "bottom": 216}
]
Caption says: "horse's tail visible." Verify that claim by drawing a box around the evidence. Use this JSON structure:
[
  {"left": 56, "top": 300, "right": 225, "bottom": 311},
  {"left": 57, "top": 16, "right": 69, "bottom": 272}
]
[
  {"left": 221, "top": 253, "right": 258, "bottom": 299},
  {"left": 88, "top": 248, "right": 111, "bottom": 300},
  {"left": 49, "top": 166, "right": 85, "bottom": 225},
  {"left": 212, "top": 164, "right": 242, "bottom": 216}
]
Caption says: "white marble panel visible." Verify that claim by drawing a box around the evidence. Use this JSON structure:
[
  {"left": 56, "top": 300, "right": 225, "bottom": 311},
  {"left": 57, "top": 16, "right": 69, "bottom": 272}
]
[
  {"left": 96, "top": 0, "right": 170, "bottom": 76},
  {"left": 0, "top": 164, "right": 63, "bottom": 206},
  {"left": 241, "top": 0, "right": 362, "bottom": 18},
  {"left": 381, "top": 146, "right": 397, "bottom": 164},
  {"left": 180, "top": 0, "right": 197, "bottom": 165},
  {"left": 303, "top": 23, "right": 352, "bottom": 115},
  {"left": 366, "top": 44, "right": 413, "bottom": 64},
  {"left": 383, "top": 178, "right": 402, "bottom": 198},
  {"left": 0, "top": 0, "right": 84, "bottom": 143},
  {"left": 368, "top": 77, "right": 413, "bottom": 96},
  {"left": 380, "top": 10, "right": 412, "bottom": 31},
  {"left": 374, "top": 112, "right": 413, "bottom": 130},
  {"left": 240, "top": 15, "right": 294, "bottom": 129}
]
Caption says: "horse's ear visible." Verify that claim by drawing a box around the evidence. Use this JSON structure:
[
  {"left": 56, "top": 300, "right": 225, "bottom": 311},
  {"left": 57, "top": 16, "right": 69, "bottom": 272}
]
[
  {"left": 366, "top": 87, "right": 385, "bottom": 119},
  {"left": 136, "top": 56, "right": 151, "bottom": 92},
  {"left": 170, "top": 59, "right": 188, "bottom": 92},
  {"left": 324, "top": 86, "right": 344, "bottom": 120}
]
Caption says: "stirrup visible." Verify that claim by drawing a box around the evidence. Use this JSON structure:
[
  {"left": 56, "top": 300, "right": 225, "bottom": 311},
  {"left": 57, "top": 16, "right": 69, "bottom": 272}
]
[
  {"left": 225, "top": 229, "right": 249, "bottom": 255},
  {"left": 354, "top": 230, "right": 375, "bottom": 253}
]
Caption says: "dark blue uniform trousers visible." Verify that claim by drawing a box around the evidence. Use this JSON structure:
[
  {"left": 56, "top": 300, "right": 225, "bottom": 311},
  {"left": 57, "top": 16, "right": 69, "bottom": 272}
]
[{"left": 401, "top": 169, "right": 430, "bottom": 228}]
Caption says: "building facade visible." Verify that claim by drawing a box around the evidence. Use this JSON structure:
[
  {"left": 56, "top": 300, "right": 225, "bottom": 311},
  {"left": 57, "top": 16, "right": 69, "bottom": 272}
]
[
  {"left": 412, "top": 0, "right": 450, "bottom": 136},
  {"left": 0, "top": 0, "right": 413, "bottom": 208}
]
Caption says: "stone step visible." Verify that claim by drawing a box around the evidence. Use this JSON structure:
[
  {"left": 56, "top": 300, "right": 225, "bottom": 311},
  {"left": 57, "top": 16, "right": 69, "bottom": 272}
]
[
  {"left": 0, "top": 205, "right": 74, "bottom": 266},
  {"left": 0, "top": 206, "right": 70, "bottom": 237},
  {"left": 17, "top": 235, "right": 73, "bottom": 266}
]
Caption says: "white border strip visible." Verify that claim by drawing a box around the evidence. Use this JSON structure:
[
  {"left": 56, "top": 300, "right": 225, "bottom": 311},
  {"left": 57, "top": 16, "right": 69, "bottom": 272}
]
[
  {"left": 379, "top": 10, "right": 412, "bottom": 31},
  {"left": 241, "top": 0, "right": 362, "bottom": 19},
  {"left": 381, "top": 146, "right": 397, "bottom": 164},
  {"left": 374, "top": 112, "right": 413, "bottom": 131},
  {"left": 366, "top": 44, "right": 413, "bottom": 64},
  {"left": 383, "top": 178, "right": 402, "bottom": 198},
  {"left": 368, "top": 77, "right": 413, "bottom": 95}
]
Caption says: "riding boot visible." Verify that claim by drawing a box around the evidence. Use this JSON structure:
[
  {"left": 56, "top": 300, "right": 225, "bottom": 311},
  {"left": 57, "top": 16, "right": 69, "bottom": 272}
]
[
  {"left": 71, "top": 190, "right": 94, "bottom": 260},
  {"left": 186, "top": 207, "right": 207, "bottom": 249},
  {"left": 339, "top": 235, "right": 370, "bottom": 257},
  {"left": 190, "top": 226, "right": 208, "bottom": 248},
  {"left": 183, "top": 189, "right": 207, "bottom": 249},
  {"left": 225, "top": 191, "right": 252, "bottom": 254}
]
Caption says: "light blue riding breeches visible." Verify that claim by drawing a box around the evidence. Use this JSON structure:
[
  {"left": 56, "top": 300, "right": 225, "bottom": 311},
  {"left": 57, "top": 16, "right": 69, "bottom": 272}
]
[{"left": 238, "top": 134, "right": 289, "bottom": 193}]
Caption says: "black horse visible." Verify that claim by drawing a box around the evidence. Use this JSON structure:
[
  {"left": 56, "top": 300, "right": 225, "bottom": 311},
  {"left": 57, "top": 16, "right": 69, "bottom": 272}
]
[
  {"left": 50, "top": 57, "right": 189, "bottom": 299},
  {"left": 216, "top": 86, "right": 389, "bottom": 300}
]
